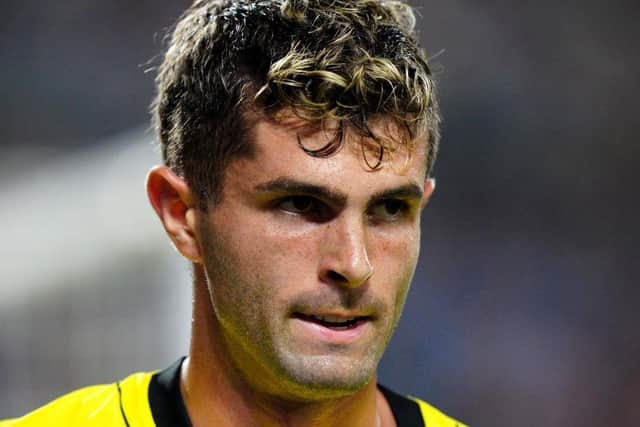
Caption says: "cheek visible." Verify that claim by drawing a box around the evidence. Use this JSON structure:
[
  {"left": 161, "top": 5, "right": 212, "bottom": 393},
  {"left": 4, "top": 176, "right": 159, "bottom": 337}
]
[
  {"left": 371, "top": 229, "right": 421, "bottom": 310},
  {"left": 209, "top": 218, "right": 321, "bottom": 305},
  {"left": 257, "top": 223, "right": 321, "bottom": 282},
  {"left": 373, "top": 227, "right": 421, "bottom": 276}
]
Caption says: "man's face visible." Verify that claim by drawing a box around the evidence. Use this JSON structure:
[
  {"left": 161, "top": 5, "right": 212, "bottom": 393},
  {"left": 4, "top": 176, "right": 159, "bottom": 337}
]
[{"left": 195, "top": 117, "right": 431, "bottom": 400}]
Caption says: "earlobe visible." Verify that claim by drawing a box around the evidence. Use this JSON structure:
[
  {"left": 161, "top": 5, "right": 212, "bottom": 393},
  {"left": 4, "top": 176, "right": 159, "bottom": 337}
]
[
  {"left": 420, "top": 177, "right": 436, "bottom": 210},
  {"left": 146, "top": 166, "right": 203, "bottom": 263}
]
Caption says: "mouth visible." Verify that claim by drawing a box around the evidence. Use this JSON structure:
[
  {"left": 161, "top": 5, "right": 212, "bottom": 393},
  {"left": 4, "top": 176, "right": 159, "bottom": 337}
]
[
  {"left": 293, "top": 313, "right": 370, "bottom": 330},
  {"left": 291, "top": 312, "right": 373, "bottom": 344}
]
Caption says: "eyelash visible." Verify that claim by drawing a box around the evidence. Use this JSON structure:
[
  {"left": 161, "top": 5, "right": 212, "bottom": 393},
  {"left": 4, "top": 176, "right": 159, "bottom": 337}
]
[
  {"left": 274, "top": 196, "right": 411, "bottom": 223},
  {"left": 277, "top": 196, "right": 317, "bottom": 213},
  {"left": 368, "top": 199, "right": 411, "bottom": 222},
  {"left": 275, "top": 196, "right": 332, "bottom": 222}
]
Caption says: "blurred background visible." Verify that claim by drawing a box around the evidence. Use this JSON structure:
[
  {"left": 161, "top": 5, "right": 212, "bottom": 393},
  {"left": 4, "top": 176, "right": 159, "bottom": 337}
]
[{"left": 1, "top": 0, "right": 638, "bottom": 425}]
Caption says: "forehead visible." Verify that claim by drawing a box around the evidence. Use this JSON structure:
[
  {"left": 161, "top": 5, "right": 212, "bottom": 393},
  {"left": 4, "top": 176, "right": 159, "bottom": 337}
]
[
  {"left": 218, "top": 115, "right": 429, "bottom": 206},
  {"left": 241, "top": 115, "right": 429, "bottom": 184}
]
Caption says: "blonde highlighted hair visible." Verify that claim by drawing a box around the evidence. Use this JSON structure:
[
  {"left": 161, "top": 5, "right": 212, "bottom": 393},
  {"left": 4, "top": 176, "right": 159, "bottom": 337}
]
[{"left": 154, "top": 0, "right": 440, "bottom": 208}]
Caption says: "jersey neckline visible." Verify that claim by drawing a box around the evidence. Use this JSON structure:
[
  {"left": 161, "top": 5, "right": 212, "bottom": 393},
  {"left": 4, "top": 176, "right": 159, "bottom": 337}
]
[{"left": 147, "top": 357, "right": 424, "bottom": 427}]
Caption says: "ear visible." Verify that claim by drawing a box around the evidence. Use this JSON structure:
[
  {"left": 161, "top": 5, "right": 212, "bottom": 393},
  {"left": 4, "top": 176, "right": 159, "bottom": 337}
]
[
  {"left": 146, "top": 166, "right": 202, "bottom": 263},
  {"left": 420, "top": 177, "right": 436, "bottom": 210}
]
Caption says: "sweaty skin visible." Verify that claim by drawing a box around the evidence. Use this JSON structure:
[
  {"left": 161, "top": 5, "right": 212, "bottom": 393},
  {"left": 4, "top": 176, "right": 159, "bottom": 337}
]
[{"left": 147, "top": 117, "right": 434, "bottom": 426}]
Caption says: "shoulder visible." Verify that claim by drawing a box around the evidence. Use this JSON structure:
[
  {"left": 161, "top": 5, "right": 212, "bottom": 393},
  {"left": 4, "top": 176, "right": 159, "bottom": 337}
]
[
  {"left": 410, "top": 395, "right": 468, "bottom": 427},
  {"left": 0, "top": 384, "right": 124, "bottom": 427},
  {"left": 379, "top": 384, "right": 468, "bottom": 427},
  {"left": 0, "top": 371, "right": 156, "bottom": 427}
]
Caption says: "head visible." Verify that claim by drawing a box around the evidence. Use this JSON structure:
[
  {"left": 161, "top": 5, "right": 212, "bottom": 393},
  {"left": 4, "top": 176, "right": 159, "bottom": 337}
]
[{"left": 148, "top": 0, "right": 440, "bottom": 403}]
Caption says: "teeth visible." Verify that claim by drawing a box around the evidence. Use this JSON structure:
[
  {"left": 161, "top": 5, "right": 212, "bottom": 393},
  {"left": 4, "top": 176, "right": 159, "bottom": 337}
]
[{"left": 311, "top": 315, "right": 356, "bottom": 323}]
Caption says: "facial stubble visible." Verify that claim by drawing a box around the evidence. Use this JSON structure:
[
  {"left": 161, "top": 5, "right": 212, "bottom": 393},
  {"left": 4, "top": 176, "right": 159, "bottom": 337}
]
[{"left": 197, "top": 220, "right": 414, "bottom": 401}]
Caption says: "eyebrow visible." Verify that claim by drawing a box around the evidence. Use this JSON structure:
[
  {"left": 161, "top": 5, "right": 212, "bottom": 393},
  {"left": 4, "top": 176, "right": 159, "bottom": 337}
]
[
  {"left": 255, "top": 177, "right": 348, "bottom": 205},
  {"left": 254, "top": 177, "right": 423, "bottom": 205},
  {"left": 371, "top": 183, "right": 424, "bottom": 201}
]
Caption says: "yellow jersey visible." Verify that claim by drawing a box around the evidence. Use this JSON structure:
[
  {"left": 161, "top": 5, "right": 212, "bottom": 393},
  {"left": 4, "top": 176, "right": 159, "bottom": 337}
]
[{"left": 1, "top": 359, "right": 467, "bottom": 427}]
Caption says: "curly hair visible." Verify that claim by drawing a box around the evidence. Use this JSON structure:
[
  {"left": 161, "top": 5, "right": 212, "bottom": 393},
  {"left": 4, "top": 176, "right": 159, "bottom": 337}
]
[{"left": 153, "top": 0, "right": 440, "bottom": 209}]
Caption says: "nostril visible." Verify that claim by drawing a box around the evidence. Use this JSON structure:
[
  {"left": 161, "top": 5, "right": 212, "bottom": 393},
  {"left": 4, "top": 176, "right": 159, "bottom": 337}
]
[{"left": 326, "top": 270, "right": 347, "bottom": 283}]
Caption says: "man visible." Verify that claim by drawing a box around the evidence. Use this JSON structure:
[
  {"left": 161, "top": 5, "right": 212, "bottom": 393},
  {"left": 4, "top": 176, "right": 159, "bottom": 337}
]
[{"left": 1, "top": 0, "right": 467, "bottom": 425}]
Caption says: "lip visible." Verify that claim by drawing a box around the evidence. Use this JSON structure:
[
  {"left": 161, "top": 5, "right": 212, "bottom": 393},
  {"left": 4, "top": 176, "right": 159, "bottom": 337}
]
[{"left": 291, "top": 313, "right": 372, "bottom": 345}]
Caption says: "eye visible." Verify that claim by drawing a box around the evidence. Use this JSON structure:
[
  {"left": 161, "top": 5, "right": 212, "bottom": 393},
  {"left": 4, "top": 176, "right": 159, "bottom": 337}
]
[
  {"left": 368, "top": 199, "right": 410, "bottom": 221},
  {"left": 271, "top": 195, "right": 335, "bottom": 223},
  {"left": 277, "top": 195, "right": 316, "bottom": 214}
]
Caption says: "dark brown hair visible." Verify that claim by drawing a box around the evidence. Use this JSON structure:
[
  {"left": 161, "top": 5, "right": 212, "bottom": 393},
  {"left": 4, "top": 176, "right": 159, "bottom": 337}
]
[{"left": 153, "top": 0, "right": 440, "bottom": 209}]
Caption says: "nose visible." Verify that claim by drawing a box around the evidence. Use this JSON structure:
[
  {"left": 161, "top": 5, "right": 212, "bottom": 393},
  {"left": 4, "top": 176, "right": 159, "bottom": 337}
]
[{"left": 318, "top": 217, "right": 374, "bottom": 288}]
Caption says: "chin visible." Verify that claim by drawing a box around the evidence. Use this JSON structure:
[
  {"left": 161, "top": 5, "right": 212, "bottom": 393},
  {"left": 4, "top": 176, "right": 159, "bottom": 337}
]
[{"left": 270, "top": 351, "right": 380, "bottom": 401}]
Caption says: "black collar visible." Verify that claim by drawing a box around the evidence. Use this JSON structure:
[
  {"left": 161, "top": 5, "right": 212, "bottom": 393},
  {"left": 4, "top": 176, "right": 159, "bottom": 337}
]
[
  {"left": 148, "top": 358, "right": 424, "bottom": 427},
  {"left": 148, "top": 358, "right": 192, "bottom": 427}
]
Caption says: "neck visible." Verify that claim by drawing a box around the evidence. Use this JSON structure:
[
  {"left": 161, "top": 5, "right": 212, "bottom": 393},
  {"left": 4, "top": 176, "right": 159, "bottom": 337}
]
[{"left": 180, "top": 264, "right": 393, "bottom": 427}]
